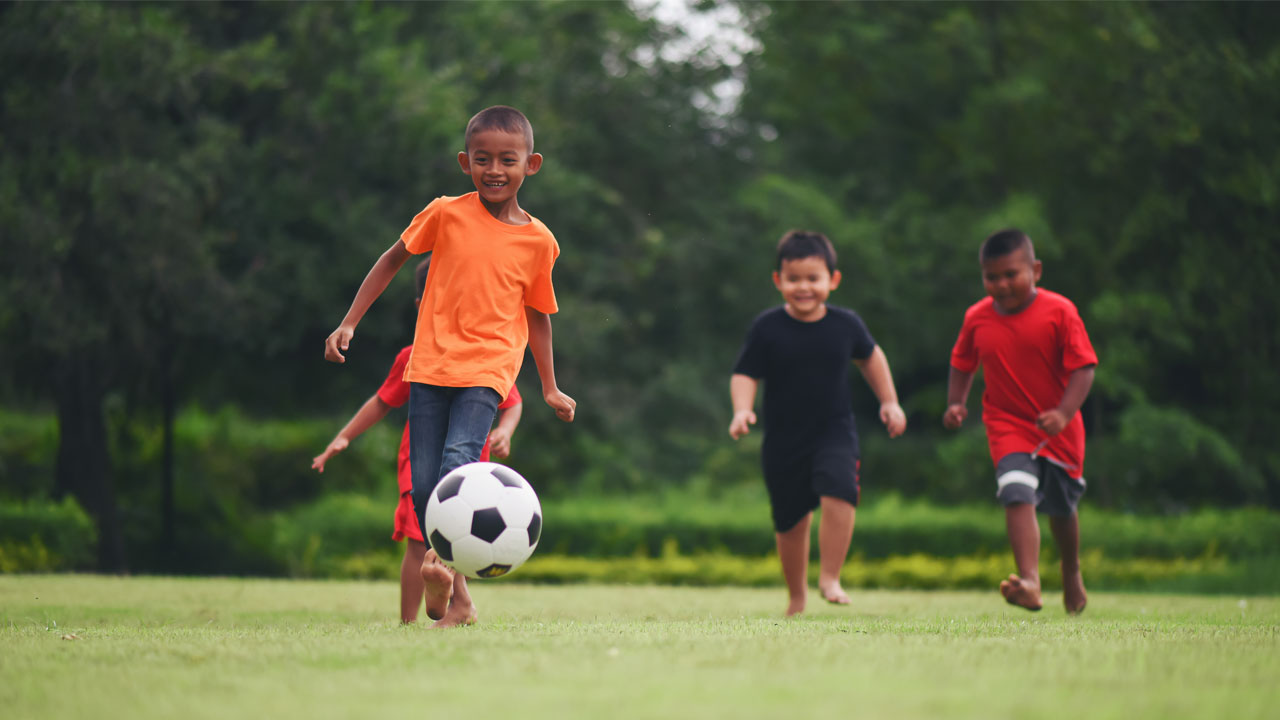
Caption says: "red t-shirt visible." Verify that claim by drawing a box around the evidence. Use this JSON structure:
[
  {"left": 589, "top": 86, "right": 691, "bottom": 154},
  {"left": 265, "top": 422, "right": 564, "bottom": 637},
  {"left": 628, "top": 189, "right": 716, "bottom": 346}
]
[
  {"left": 950, "top": 289, "right": 1097, "bottom": 477},
  {"left": 376, "top": 346, "right": 522, "bottom": 495}
]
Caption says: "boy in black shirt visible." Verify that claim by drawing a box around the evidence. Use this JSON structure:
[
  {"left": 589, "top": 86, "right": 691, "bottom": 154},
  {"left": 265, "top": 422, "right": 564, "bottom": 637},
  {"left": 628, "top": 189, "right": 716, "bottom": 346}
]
[{"left": 730, "top": 230, "right": 907, "bottom": 617}]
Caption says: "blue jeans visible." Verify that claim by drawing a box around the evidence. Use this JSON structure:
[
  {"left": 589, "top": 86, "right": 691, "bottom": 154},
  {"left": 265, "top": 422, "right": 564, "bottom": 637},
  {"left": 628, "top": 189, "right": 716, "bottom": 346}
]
[{"left": 408, "top": 383, "right": 501, "bottom": 540}]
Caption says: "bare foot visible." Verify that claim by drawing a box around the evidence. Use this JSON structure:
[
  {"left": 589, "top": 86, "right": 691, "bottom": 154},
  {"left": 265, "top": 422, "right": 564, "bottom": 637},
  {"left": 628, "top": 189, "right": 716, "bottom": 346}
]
[
  {"left": 1062, "top": 568, "right": 1087, "bottom": 615},
  {"left": 420, "top": 550, "right": 454, "bottom": 621},
  {"left": 999, "top": 573, "right": 1043, "bottom": 611},
  {"left": 431, "top": 601, "right": 477, "bottom": 629},
  {"left": 818, "top": 581, "right": 851, "bottom": 606},
  {"left": 785, "top": 596, "right": 806, "bottom": 617}
]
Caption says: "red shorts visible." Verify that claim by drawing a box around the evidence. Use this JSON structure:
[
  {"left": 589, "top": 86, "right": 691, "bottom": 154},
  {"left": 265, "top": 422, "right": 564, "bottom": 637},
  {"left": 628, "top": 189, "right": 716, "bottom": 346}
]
[{"left": 392, "top": 491, "right": 424, "bottom": 543}]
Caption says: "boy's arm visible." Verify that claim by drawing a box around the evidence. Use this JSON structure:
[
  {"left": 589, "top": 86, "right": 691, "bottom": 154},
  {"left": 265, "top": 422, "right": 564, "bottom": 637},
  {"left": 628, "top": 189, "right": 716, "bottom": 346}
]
[
  {"left": 943, "top": 366, "right": 976, "bottom": 429},
  {"left": 525, "top": 308, "right": 575, "bottom": 422},
  {"left": 312, "top": 395, "right": 394, "bottom": 472},
  {"left": 325, "top": 240, "right": 412, "bottom": 363},
  {"left": 728, "top": 374, "right": 758, "bottom": 439},
  {"left": 853, "top": 346, "right": 906, "bottom": 438},
  {"left": 1037, "top": 365, "right": 1096, "bottom": 436},
  {"left": 486, "top": 399, "right": 524, "bottom": 459}
]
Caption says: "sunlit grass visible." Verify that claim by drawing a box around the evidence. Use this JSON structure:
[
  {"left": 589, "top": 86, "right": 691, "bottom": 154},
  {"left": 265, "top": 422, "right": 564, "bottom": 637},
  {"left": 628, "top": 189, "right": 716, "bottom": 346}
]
[{"left": 2, "top": 575, "right": 1276, "bottom": 720}]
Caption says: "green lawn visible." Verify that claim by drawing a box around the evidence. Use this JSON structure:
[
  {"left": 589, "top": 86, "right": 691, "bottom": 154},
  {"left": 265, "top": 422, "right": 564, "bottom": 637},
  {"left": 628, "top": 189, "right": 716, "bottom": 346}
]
[{"left": 2, "top": 575, "right": 1276, "bottom": 720}]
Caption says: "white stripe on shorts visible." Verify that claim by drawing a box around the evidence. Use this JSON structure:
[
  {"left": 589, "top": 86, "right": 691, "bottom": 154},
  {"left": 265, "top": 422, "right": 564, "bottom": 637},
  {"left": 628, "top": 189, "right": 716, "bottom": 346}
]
[{"left": 997, "top": 470, "right": 1040, "bottom": 493}]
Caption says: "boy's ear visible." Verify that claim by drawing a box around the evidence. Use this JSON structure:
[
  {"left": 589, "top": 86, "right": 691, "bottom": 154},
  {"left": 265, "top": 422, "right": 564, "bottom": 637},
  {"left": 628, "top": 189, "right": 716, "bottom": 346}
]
[
  {"left": 457, "top": 151, "right": 471, "bottom": 174},
  {"left": 1032, "top": 259, "right": 1043, "bottom": 283},
  {"left": 830, "top": 269, "right": 842, "bottom": 290},
  {"left": 525, "top": 152, "right": 543, "bottom": 175},
  {"left": 772, "top": 270, "right": 782, "bottom": 289}
]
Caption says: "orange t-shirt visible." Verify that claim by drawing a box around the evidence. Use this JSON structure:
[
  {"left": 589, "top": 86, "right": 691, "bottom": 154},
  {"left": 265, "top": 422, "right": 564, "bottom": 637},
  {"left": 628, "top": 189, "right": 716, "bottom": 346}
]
[{"left": 399, "top": 193, "right": 559, "bottom": 396}]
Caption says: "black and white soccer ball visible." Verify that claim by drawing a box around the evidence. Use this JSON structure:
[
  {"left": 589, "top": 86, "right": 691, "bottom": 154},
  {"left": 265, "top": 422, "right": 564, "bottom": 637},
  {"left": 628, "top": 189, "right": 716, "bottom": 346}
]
[{"left": 423, "top": 462, "right": 542, "bottom": 579}]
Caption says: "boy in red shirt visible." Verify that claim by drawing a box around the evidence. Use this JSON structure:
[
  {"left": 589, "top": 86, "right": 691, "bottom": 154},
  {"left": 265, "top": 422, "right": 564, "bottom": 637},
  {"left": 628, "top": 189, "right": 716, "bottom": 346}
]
[
  {"left": 325, "top": 106, "right": 575, "bottom": 628},
  {"left": 312, "top": 259, "right": 523, "bottom": 624},
  {"left": 944, "top": 229, "right": 1097, "bottom": 614}
]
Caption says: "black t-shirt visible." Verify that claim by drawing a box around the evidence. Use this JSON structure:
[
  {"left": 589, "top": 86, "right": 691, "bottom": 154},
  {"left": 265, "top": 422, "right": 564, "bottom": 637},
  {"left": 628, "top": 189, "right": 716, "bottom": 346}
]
[{"left": 732, "top": 305, "right": 877, "bottom": 457}]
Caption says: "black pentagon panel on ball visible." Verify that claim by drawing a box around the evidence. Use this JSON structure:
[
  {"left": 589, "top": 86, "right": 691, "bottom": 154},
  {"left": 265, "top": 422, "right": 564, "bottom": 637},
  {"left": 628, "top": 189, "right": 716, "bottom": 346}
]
[
  {"left": 489, "top": 465, "right": 525, "bottom": 488},
  {"left": 527, "top": 512, "right": 542, "bottom": 546},
  {"left": 470, "top": 507, "right": 507, "bottom": 543},
  {"left": 477, "top": 563, "right": 511, "bottom": 578},
  {"left": 434, "top": 473, "right": 465, "bottom": 502},
  {"left": 428, "top": 530, "right": 453, "bottom": 562}
]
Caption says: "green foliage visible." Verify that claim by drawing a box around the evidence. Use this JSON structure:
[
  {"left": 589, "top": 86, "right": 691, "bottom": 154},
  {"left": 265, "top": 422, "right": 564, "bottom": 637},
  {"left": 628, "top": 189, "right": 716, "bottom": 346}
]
[
  {"left": 0, "top": 497, "right": 96, "bottom": 571},
  {"left": 514, "top": 548, "right": 1259, "bottom": 593},
  {"left": 0, "top": 409, "right": 57, "bottom": 500},
  {"left": 3, "top": 2, "right": 1279, "bottom": 572},
  {"left": 271, "top": 493, "right": 393, "bottom": 578},
  {"left": 267, "top": 488, "right": 1280, "bottom": 593},
  {"left": 124, "top": 406, "right": 398, "bottom": 574}
]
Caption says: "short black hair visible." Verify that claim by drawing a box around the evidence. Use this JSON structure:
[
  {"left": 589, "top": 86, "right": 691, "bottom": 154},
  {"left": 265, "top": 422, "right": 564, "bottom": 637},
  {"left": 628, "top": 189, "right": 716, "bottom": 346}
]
[
  {"left": 980, "top": 228, "right": 1035, "bottom": 262},
  {"left": 776, "top": 230, "right": 837, "bottom": 272},
  {"left": 464, "top": 105, "right": 534, "bottom": 153},
  {"left": 414, "top": 255, "right": 431, "bottom": 299}
]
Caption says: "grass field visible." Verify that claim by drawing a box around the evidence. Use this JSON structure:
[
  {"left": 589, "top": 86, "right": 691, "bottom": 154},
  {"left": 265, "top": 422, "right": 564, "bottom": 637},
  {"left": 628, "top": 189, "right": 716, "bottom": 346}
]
[{"left": 2, "top": 575, "right": 1277, "bottom": 720}]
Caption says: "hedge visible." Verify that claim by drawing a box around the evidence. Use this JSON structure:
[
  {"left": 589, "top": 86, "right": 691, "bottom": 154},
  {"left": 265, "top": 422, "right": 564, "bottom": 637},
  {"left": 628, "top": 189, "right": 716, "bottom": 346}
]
[{"left": 0, "top": 497, "right": 96, "bottom": 572}]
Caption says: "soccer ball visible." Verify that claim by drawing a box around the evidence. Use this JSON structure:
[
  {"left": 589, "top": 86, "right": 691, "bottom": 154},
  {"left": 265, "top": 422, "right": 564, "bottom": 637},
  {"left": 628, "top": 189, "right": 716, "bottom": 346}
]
[{"left": 423, "top": 462, "right": 542, "bottom": 579}]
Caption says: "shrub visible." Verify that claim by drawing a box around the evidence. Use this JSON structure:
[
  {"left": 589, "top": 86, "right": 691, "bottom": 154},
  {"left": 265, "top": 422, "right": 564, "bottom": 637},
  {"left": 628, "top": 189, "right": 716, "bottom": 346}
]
[{"left": 0, "top": 497, "right": 96, "bottom": 572}]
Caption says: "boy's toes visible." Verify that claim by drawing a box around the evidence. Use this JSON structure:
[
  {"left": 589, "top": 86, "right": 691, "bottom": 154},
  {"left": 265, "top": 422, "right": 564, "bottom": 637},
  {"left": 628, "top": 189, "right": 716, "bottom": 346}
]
[
  {"left": 1000, "top": 574, "right": 1043, "bottom": 612},
  {"left": 819, "top": 583, "right": 851, "bottom": 605}
]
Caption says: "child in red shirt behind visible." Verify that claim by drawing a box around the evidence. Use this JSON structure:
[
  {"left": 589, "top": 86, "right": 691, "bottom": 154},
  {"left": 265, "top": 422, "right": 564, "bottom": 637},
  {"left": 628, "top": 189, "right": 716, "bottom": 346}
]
[
  {"left": 944, "top": 229, "right": 1097, "bottom": 615},
  {"left": 312, "top": 259, "right": 523, "bottom": 624}
]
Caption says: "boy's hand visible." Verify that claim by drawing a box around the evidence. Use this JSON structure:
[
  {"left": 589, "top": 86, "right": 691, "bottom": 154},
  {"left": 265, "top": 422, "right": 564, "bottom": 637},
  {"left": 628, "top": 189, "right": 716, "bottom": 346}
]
[
  {"left": 324, "top": 326, "right": 354, "bottom": 363},
  {"left": 311, "top": 437, "right": 349, "bottom": 473},
  {"left": 879, "top": 402, "right": 907, "bottom": 438},
  {"left": 487, "top": 427, "right": 513, "bottom": 459},
  {"left": 942, "top": 403, "right": 967, "bottom": 429},
  {"left": 545, "top": 389, "right": 576, "bottom": 422},
  {"left": 728, "top": 409, "right": 756, "bottom": 439},
  {"left": 1036, "top": 408, "right": 1069, "bottom": 436}
]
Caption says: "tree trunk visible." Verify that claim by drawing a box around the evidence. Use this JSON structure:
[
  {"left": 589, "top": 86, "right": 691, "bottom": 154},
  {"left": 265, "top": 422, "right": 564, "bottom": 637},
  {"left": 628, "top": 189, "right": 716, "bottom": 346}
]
[
  {"left": 53, "top": 353, "right": 128, "bottom": 572},
  {"left": 160, "top": 332, "right": 176, "bottom": 568}
]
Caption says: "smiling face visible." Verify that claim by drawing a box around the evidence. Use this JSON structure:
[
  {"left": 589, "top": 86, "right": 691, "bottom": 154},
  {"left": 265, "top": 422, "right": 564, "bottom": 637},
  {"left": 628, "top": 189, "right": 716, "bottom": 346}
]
[
  {"left": 981, "top": 246, "right": 1042, "bottom": 314},
  {"left": 457, "top": 129, "right": 542, "bottom": 218},
  {"left": 773, "top": 255, "right": 842, "bottom": 322}
]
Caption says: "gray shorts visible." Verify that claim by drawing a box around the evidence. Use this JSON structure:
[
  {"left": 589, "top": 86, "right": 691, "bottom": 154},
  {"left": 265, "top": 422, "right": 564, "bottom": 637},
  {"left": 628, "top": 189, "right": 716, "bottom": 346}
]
[{"left": 995, "top": 453, "right": 1085, "bottom": 516}]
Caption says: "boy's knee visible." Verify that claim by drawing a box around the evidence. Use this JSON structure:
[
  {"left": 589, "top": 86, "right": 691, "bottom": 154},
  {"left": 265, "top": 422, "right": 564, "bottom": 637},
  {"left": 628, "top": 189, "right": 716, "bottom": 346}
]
[{"left": 996, "top": 470, "right": 1038, "bottom": 506}]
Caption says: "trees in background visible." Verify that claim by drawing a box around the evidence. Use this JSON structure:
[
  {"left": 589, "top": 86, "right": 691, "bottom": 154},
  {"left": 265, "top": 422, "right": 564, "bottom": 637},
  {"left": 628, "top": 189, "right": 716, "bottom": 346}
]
[
  {"left": 736, "top": 1, "right": 1280, "bottom": 509},
  {"left": 1, "top": 1, "right": 1276, "bottom": 571}
]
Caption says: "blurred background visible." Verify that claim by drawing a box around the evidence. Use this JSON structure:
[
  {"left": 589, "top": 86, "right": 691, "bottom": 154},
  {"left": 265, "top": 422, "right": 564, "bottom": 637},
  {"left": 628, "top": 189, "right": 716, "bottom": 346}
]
[{"left": 2, "top": 1, "right": 1277, "bottom": 588}]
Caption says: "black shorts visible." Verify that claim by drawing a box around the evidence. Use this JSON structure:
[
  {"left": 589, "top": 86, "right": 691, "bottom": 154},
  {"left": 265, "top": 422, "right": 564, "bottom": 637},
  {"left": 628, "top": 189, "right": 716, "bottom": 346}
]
[
  {"left": 762, "top": 438, "right": 861, "bottom": 533},
  {"left": 995, "top": 453, "right": 1085, "bottom": 516}
]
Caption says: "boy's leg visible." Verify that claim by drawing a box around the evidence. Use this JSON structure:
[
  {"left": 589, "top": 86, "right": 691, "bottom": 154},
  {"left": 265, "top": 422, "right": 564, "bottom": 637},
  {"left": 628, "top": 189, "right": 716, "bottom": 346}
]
[
  {"left": 1039, "top": 462, "right": 1087, "bottom": 614},
  {"left": 817, "top": 496, "right": 855, "bottom": 605},
  {"left": 400, "top": 539, "right": 428, "bottom": 623},
  {"left": 437, "top": 386, "right": 502, "bottom": 479},
  {"left": 431, "top": 386, "right": 501, "bottom": 628},
  {"left": 408, "top": 384, "right": 456, "bottom": 616},
  {"left": 1002, "top": 502, "right": 1043, "bottom": 611},
  {"left": 995, "top": 454, "right": 1043, "bottom": 611},
  {"left": 1050, "top": 513, "right": 1087, "bottom": 614},
  {"left": 775, "top": 513, "right": 813, "bottom": 617}
]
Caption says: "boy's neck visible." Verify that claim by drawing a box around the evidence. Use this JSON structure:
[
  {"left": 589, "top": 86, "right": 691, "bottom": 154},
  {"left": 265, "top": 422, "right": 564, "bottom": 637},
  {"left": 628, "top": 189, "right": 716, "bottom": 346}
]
[
  {"left": 784, "top": 302, "right": 827, "bottom": 323},
  {"left": 478, "top": 194, "right": 531, "bottom": 226},
  {"left": 993, "top": 288, "right": 1038, "bottom": 316}
]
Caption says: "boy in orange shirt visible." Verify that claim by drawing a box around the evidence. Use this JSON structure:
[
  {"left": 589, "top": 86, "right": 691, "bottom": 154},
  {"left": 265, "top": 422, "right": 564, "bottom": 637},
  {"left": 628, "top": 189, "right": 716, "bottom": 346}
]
[
  {"left": 325, "top": 106, "right": 575, "bottom": 628},
  {"left": 312, "top": 259, "right": 523, "bottom": 624}
]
